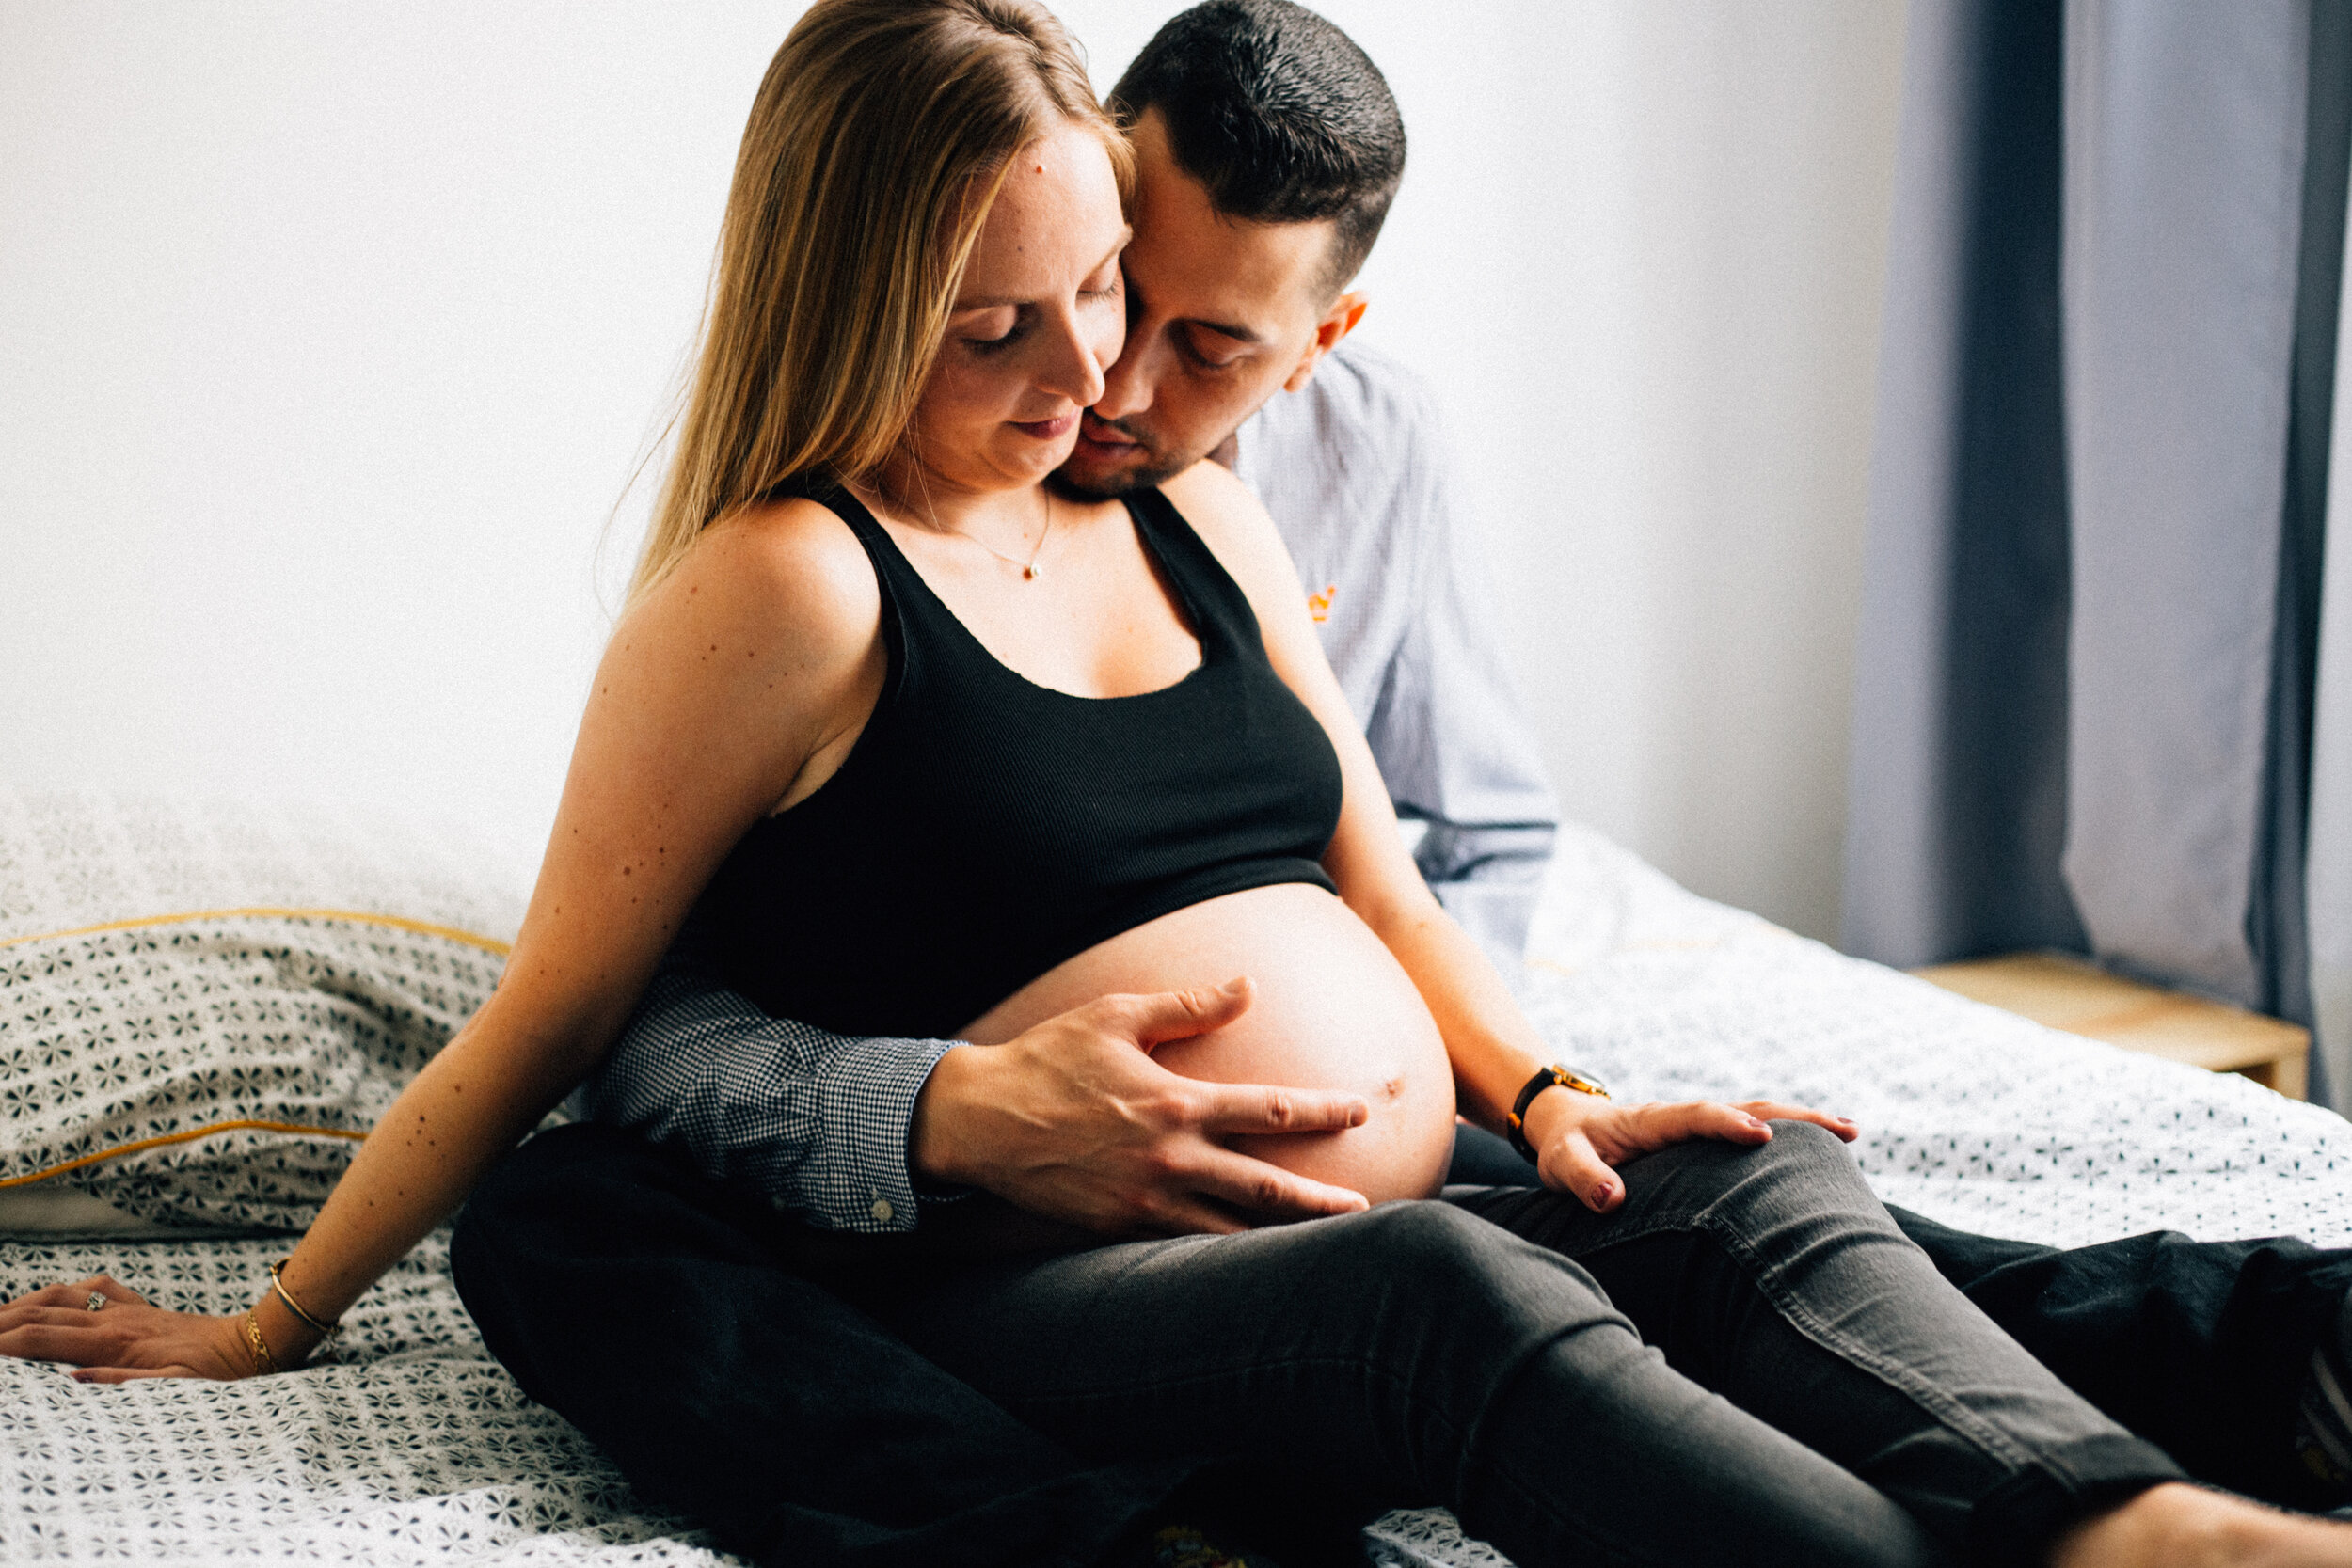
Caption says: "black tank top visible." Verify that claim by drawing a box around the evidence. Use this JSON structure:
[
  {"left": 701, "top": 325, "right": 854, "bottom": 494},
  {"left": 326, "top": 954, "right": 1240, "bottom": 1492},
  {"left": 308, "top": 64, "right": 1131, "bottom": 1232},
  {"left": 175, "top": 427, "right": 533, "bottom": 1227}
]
[{"left": 690, "top": 478, "right": 1344, "bottom": 1039}]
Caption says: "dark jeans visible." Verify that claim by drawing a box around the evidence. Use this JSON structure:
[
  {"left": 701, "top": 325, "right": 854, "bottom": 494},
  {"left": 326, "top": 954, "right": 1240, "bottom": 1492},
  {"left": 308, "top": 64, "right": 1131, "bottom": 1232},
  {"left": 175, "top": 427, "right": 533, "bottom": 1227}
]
[
  {"left": 453, "top": 1123, "right": 2225, "bottom": 1568},
  {"left": 1445, "top": 1124, "right": 2352, "bottom": 1509},
  {"left": 447, "top": 1120, "right": 1200, "bottom": 1568},
  {"left": 851, "top": 1122, "right": 2180, "bottom": 1568}
]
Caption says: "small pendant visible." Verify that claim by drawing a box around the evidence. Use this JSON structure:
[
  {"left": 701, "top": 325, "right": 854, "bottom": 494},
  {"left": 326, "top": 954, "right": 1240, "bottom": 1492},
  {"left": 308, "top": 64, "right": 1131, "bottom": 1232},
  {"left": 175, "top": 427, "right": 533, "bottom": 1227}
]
[{"left": 1024, "top": 563, "right": 1041, "bottom": 580}]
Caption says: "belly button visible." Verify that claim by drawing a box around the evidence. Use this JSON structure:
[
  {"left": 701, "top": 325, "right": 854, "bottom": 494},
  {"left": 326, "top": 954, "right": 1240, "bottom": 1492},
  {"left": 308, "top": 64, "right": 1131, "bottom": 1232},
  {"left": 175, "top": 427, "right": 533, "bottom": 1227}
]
[{"left": 1381, "top": 1075, "right": 1405, "bottom": 1101}]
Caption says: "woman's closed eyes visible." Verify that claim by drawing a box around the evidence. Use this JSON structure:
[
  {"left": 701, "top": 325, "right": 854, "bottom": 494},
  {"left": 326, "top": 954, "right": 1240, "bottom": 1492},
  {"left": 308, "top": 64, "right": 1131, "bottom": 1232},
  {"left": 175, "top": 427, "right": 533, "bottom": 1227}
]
[{"left": 958, "top": 262, "right": 1123, "bottom": 356}]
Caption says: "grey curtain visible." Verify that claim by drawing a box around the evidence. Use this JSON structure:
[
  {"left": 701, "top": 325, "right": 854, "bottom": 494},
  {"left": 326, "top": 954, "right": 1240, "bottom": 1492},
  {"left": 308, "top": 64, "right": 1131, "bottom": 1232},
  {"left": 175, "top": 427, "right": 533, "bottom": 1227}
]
[
  {"left": 1842, "top": 0, "right": 2347, "bottom": 1107},
  {"left": 2316, "top": 406, "right": 2352, "bottom": 1103}
]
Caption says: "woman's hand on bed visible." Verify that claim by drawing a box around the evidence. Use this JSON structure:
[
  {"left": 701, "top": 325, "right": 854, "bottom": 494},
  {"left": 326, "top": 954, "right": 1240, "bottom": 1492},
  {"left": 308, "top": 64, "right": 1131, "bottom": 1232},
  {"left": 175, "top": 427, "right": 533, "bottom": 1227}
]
[
  {"left": 0, "top": 1275, "right": 252, "bottom": 1383},
  {"left": 910, "top": 977, "right": 1375, "bottom": 1237},
  {"left": 1519, "top": 1094, "right": 1860, "bottom": 1215}
]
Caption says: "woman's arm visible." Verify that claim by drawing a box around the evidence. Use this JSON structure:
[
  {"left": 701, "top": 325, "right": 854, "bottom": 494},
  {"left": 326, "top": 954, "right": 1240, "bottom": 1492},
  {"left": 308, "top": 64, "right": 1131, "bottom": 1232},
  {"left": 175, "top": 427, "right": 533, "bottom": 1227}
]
[
  {"left": 1164, "top": 461, "right": 1855, "bottom": 1213},
  {"left": 0, "top": 499, "right": 888, "bottom": 1379}
]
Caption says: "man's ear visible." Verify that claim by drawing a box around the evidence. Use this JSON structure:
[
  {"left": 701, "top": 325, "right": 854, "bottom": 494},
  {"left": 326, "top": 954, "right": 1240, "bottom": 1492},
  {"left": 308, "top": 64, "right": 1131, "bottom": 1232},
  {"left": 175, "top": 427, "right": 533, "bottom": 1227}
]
[{"left": 1283, "top": 292, "right": 1370, "bottom": 394}]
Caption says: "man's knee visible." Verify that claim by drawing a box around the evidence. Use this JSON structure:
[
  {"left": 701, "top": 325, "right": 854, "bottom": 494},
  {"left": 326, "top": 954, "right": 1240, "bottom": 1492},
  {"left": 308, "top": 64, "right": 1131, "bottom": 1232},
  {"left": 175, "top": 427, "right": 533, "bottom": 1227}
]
[
  {"left": 447, "top": 1130, "right": 613, "bottom": 1399},
  {"left": 452, "top": 1125, "right": 760, "bottom": 1326},
  {"left": 452, "top": 1124, "right": 789, "bottom": 1402},
  {"left": 465, "top": 1121, "right": 656, "bottom": 1219},
  {"left": 457, "top": 1121, "right": 742, "bottom": 1264},
  {"left": 455, "top": 1125, "right": 604, "bottom": 1290}
]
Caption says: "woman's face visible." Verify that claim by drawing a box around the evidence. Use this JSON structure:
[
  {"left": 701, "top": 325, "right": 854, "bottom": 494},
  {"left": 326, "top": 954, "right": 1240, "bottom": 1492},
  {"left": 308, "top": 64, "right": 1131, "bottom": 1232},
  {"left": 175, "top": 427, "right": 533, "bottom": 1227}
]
[{"left": 903, "top": 122, "right": 1130, "bottom": 497}]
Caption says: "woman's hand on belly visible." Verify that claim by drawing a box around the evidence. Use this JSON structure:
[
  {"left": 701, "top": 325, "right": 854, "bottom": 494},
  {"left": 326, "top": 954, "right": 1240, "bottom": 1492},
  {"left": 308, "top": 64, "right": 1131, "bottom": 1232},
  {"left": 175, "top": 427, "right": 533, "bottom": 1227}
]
[{"left": 909, "top": 977, "right": 1378, "bottom": 1239}]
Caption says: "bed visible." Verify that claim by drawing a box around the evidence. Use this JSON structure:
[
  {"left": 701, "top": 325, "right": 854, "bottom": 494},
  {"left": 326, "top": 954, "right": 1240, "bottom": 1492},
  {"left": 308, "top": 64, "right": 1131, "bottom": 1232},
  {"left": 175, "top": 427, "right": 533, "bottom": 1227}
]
[{"left": 5, "top": 790, "right": 2348, "bottom": 1568}]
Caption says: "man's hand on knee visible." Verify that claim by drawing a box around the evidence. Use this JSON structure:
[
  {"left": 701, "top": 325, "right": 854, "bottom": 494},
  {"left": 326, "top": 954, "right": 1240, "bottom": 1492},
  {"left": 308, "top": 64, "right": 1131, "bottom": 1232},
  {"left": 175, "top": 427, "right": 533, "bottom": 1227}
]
[{"left": 906, "top": 977, "right": 1372, "bottom": 1237}]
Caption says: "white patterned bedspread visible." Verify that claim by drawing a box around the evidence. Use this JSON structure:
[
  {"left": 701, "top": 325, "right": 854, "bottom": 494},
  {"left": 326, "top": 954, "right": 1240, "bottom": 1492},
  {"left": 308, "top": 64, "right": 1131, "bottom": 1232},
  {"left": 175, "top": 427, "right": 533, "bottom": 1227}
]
[{"left": 6, "top": 823, "right": 2348, "bottom": 1568}]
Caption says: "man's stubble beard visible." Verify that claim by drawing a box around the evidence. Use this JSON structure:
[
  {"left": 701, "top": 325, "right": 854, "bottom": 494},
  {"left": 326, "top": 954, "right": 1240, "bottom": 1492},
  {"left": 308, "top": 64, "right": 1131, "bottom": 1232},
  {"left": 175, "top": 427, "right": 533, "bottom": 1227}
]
[
  {"left": 1051, "top": 420, "right": 1233, "bottom": 499},
  {"left": 1052, "top": 450, "right": 1196, "bottom": 499}
]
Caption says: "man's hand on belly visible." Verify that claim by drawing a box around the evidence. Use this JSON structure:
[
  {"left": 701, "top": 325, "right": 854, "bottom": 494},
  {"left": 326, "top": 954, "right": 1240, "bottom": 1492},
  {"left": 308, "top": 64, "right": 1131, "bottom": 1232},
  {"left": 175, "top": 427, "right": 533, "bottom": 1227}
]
[{"left": 906, "top": 977, "right": 1374, "bottom": 1237}]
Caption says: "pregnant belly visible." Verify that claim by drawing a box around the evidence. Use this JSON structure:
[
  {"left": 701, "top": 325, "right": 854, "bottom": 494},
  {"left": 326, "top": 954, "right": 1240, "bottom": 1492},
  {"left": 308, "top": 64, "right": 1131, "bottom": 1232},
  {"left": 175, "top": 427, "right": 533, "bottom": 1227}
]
[{"left": 961, "top": 882, "right": 1457, "bottom": 1210}]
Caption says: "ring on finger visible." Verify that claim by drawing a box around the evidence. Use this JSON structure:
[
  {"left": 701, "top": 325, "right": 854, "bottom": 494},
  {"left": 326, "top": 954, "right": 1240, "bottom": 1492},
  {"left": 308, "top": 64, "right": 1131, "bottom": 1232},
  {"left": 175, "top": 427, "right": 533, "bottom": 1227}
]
[{"left": 85, "top": 1291, "right": 106, "bottom": 1312}]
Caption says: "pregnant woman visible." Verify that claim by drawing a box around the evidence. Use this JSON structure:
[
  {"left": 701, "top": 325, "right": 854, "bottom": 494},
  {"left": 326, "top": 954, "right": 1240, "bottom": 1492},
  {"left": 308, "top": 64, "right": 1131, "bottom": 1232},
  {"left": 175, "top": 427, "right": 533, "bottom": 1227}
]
[{"left": 8, "top": 4, "right": 2350, "bottom": 1566}]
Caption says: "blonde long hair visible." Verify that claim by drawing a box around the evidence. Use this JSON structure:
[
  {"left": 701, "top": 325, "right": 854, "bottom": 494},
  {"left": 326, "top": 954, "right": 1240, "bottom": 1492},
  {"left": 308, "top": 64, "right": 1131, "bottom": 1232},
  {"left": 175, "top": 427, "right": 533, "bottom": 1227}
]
[{"left": 624, "top": 0, "right": 1130, "bottom": 614}]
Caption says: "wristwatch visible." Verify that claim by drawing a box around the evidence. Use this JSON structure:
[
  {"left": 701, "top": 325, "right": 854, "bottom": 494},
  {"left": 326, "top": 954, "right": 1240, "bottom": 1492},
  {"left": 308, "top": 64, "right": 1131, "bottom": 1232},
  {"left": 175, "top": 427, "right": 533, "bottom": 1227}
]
[{"left": 1506, "top": 1064, "right": 1612, "bottom": 1163}]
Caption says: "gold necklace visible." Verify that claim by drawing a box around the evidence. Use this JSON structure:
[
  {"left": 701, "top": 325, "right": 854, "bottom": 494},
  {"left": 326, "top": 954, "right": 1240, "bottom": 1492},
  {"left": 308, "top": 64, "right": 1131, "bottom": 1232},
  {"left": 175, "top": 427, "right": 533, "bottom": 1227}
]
[{"left": 917, "top": 483, "right": 1054, "bottom": 580}]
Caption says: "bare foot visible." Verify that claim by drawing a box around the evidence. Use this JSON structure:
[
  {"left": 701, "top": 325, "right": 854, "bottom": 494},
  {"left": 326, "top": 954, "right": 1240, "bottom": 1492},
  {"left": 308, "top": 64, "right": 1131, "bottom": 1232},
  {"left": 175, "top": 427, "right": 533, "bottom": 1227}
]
[{"left": 2052, "top": 1482, "right": 2352, "bottom": 1568}]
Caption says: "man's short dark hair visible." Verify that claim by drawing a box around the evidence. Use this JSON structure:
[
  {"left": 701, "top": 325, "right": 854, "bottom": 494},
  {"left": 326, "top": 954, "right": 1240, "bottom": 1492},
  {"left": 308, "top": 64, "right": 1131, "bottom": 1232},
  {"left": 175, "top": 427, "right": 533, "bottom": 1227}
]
[{"left": 1109, "top": 0, "right": 1406, "bottom": 300}]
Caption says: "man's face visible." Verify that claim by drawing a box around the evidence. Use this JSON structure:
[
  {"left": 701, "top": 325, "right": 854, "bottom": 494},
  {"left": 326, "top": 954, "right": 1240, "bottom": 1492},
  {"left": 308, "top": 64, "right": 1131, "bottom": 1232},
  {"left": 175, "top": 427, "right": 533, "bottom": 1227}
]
[{"left": 1059, "top": 109, "right": 1366, "bottom": 495}]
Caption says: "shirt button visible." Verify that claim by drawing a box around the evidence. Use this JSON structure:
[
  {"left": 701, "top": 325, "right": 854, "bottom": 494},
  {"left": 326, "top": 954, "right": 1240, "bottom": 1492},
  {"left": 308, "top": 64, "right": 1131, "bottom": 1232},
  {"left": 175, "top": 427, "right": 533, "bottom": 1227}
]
[{"left": 869, "top": 1196, "right": 896, "bottom": 1225}]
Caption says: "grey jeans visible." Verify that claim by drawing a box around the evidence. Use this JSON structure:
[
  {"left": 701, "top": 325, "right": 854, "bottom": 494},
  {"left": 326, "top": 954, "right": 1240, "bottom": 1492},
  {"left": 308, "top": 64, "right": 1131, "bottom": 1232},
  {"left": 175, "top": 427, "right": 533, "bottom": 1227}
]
[{"left": 848, "top": 1122, "right": 2185, "bottom": 1568}]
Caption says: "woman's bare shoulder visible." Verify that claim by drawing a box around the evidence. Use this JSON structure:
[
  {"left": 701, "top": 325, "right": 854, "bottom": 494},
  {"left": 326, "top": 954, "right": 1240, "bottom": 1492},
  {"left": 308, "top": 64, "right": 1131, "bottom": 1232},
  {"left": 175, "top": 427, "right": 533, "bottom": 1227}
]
[
  {"left": 1158, "top": 459, "right": 1308, "bottom": 612},
  {"left": 582, "top": 493, "right": 885, "bottom": 808},
  {"left": 618, "top": 494, "right": 881, "bottom": 674},
  {"left": 672, "top": 494, "right": 877, "bottom": 629},
  {"left": 1159, "top": 458, "right": 1274, "bottom": 545}
]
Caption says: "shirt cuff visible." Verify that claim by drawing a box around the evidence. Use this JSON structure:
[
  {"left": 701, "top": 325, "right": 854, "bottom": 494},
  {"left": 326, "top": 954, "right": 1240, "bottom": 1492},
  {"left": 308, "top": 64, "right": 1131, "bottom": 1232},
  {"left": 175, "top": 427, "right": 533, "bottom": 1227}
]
[{"left": 805, "top": 1034, "right": 958, "bottom": 1233}]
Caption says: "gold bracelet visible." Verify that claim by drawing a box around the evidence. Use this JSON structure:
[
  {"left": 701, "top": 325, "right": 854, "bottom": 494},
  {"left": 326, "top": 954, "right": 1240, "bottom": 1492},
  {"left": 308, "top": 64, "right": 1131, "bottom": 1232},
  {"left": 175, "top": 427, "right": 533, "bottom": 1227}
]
[
  {"left": 242, "top": 1310, "right": 278, "bottom": 1377},
  {"left": 268, "top": 1259, "right": 338, "bottom": 1344}
]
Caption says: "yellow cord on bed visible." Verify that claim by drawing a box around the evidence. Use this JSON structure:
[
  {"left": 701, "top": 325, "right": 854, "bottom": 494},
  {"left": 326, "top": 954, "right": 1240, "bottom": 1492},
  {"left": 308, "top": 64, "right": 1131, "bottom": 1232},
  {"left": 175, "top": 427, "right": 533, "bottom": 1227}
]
[
  {"left": 0, "top": 1120, "right": 373, "bottom": 1189},
  {"left": 0, "top": 906, "right": 512, "bottom": 955}
]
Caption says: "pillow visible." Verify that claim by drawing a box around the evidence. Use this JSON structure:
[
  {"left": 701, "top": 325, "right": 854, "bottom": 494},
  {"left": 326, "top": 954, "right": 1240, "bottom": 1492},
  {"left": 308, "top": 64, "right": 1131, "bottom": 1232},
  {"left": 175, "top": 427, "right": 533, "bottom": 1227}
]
[{"left": 0, "top": 788, "right": 532, "bottom": 1233}]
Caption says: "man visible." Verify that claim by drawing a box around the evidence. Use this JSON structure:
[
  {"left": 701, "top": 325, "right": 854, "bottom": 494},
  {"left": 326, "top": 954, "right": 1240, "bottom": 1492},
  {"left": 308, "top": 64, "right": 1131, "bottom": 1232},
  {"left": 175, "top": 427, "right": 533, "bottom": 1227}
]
[{"left": 454, "top": 4, "right": 2352, "bottom": 1563}]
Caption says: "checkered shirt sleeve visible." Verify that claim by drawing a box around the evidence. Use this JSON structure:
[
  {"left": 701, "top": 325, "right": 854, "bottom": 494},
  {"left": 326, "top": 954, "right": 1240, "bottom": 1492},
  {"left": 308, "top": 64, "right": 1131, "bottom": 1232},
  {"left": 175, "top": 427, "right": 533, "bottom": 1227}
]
[{"left": 577, "top": 963, "right": 955, "bottom": 1234}]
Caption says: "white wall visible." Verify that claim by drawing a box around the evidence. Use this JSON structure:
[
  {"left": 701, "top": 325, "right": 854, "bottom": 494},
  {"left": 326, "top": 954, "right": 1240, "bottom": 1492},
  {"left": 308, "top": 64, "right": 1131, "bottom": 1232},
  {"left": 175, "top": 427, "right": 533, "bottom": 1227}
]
[{"left": 1, "top": 2, "right": 1904, "bottom": 941}]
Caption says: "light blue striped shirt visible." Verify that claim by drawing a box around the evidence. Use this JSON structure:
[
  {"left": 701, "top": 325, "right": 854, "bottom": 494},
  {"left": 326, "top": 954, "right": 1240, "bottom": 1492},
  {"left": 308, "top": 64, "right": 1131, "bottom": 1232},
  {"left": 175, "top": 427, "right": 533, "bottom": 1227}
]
[{"left": 579, "top": 341, "right": 1559, "bottom": 1232}]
